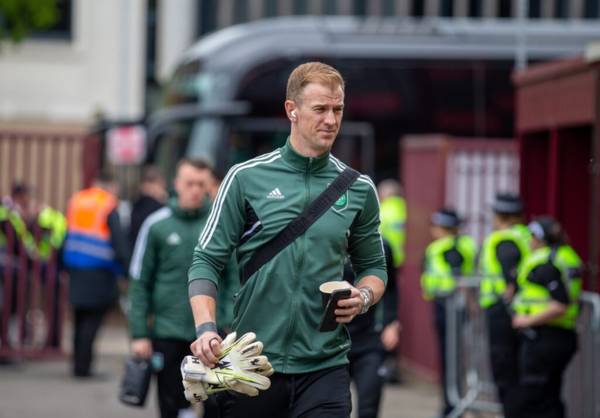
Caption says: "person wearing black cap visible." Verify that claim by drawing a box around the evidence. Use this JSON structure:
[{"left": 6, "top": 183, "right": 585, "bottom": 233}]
[
  {"left": 2, "top": 181, "right": 31, "bottom": 219},
  {"left": 512, "top": 217, "right": 581, "bottom": 418},
  {"left": 479, "top": 193, "right": 531, "bottom": 418},
  {"left": 421, "top": 208, "right": 477, "bottom": 417}
]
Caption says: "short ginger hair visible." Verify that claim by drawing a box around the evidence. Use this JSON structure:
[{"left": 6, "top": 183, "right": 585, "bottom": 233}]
[
  {"left": 176, "top": 158, "right": 212, "bottom": 174},
  {"left": 286, "top": 62, "right": 345, "bottom": 103}
]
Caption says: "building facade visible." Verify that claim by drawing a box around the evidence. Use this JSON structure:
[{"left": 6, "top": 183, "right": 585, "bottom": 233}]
[{"left": 0, "top": 0, "right": 146, "bottom": 125}]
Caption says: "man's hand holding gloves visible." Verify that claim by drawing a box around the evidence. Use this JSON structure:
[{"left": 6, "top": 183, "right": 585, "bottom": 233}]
[{"left": 180, "top": 332, "right": 273, "bottom": 403}]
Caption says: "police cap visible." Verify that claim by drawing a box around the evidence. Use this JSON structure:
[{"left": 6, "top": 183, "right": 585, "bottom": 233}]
[
  {"left": 528, "top": 216, "right": 563, "bottom": 246},
  {"left": 431, "top": 208, "right": 461, "bottom": 229},
  {"left": 492, "top": 193, "right": 523, "bottom": 215}
]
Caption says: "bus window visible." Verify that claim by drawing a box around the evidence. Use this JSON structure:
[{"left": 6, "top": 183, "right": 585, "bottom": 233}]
[
  {"left": 237, "top": 58, "right": 304, "bottom": 118},
  {"left": 222, "top": 129, "right": 288, "bottom": 169},
  {"left": 151, "top": 118, "right": 228, "bottom": 181},
  {"left": 151, "top": 121, "right": 194, "bottom": 179},
  {"left": 164, "top": 60, "right": 231, "bottom": 106}
]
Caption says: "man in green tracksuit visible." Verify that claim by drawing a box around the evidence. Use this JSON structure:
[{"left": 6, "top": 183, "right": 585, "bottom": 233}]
[
  {"left": 187, "top": 62, "right": 387, "bottom": 417},
  {"left": 128, "top": 159, "right": 217, "bottom": 418}
]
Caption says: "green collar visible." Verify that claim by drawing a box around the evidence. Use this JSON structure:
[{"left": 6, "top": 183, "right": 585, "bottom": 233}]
[{"left": 280, "top": 137, "right": 330, "bottom": 172}]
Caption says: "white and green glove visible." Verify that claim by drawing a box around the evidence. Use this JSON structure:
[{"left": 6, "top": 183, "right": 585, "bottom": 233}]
[
  {"left": 182, "top": 377, "right": 261, "bottom": 403},
  {"left": 181, "top": 332, "right": 274, "bottom": 403},
  {"left": 218, "top": 331, "right": 274, "bottom": 379}
]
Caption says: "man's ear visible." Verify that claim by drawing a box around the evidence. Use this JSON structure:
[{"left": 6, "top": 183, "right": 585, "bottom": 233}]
[{"left": 285, "top": 100, "right": 297, "bottom": 121}]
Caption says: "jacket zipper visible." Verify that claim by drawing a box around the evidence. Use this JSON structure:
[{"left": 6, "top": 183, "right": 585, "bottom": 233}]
[{"left": 282, "top": 158, "right": 312, "bottom": 371}]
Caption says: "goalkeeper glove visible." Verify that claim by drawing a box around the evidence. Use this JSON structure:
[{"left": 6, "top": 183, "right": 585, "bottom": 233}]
[
  {"left": 181, "top": 356, "right": 261, "bottom": 403},
  {"left": 181, "top": 332, "right": 273, "bottom": 400},
  {"left": 182, "top": 378, "right": 260, "bottom": 404},
  {"left": 218, "top": 332, "right": 274, "bottom": 379}
]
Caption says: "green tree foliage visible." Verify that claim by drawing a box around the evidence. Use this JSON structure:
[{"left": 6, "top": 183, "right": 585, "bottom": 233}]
[{"left": 0, "top": 0, "right": 59, "bottom": 42}]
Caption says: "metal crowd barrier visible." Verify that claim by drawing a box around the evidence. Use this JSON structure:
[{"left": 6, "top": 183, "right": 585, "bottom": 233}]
[
  {"left": 444, "top": 278, "right": 600, "bottom": 418},
  {"left": 445, "top": 278, "right": 501, "bottom": 418},
  {"left": 563, "top": 292, "right": 600, "bottom": 418},
  {"left": 0, "top": 222, "right": 67, "bottom": 359}
]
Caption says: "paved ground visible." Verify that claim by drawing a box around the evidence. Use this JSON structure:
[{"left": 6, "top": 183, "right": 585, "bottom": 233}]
[{"left": 0, "top": 318, "right": 441, "bottom": 418}]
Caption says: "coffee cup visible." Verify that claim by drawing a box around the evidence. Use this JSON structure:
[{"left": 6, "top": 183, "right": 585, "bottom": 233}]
[{"left": 319, "top": 281, "right": 352, "bottom": 308}]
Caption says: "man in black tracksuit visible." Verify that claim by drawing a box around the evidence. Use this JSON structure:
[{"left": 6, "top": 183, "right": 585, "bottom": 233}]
[
  {"left": 347, "top": 240, "right": 397, "bottom": 418},
  {"left": 128, "top": 165, "right": 167, "bottom": 249}
]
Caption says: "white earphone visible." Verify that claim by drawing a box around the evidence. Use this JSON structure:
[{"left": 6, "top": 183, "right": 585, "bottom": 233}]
[{"left": 291, "top": 110, "right": 297, "bottom": 120}]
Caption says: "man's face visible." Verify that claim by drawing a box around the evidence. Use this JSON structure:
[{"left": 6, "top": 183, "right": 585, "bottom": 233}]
[
  {"left": 174, "top": 164, "right": 210, "bottom": 209},
  {"left": 289, "top": 82, "right": 344, "bottom": 155},
  {"left": 430, "top": 225, "right": 448, "bottom": 240},
  {"left": 13, "top": 191, "right": 29, "bottom": 211},
  {"left": 530, "top": 236, "right": 543, "bottom": 250},
  {"left": 492, "top": 213, "right": 504, "bottom": 230},
  {"left": 106, "top": 182, "right": 119, "bottom": 197}
]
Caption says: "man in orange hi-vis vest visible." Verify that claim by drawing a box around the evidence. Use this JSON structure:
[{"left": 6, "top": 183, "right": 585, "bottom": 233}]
[{"left": 63, "top": 171, "right": 130, "bottom": 378}]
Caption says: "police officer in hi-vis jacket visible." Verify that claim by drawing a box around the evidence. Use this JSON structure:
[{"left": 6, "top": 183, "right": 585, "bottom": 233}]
[
  {"left": 421, "top": 208, "right": 477, "bottom": 416},
  {"left": 512, "top": 217, "right": 581, "bottom": 418},
  {"left": 479, "top": 193, "right": 530, "bottom": 418}
]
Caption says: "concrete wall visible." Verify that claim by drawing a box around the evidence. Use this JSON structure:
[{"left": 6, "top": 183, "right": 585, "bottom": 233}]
[
  {"left": 0, "top": 0, "right": 146, "bottom": 124},
  {"left": 156, "top": 0, "right": 197, "bottom": 81}
]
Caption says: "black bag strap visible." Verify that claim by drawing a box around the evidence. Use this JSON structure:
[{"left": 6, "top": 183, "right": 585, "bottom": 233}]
[{"left": 241, "top": 167, "right": 360, "bottom": 284}]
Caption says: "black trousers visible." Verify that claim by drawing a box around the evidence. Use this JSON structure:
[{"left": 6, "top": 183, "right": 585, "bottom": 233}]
[
  {"left": 348, "top": 348, "right": 385, "bottom": 418},
  {"left": 485, "top": 302, "right": 520, "bottom": 418},
  {"left": 217, "top": 365, "right": 351, "bottom": 418},
  {"left": 152, "top": 338, "right": 193, "bottom": 418},
  {"left": 432, "top": 298, "right": 453, "bottom": 416},
  {"left": 72, "top": 306, "right": 107, "bottom": 376},
  {"left": 518, "top": 327, "right": 577, "bottom": 418},
  {"left": 42, "top": 263, "right": 61, "bottom": 348}
]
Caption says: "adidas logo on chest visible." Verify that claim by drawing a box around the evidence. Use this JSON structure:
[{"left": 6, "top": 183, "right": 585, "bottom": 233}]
[{"left": 266, "top": 188, "right": 285, "bottom": 200}]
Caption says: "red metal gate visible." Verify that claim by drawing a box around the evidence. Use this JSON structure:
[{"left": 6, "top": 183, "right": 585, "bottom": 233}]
[
  {"left": 0, "top": 124, "right": 102, "bottom": 359},
  {"left": 0, "top": 222, "right": 67, "bottom": 359}
]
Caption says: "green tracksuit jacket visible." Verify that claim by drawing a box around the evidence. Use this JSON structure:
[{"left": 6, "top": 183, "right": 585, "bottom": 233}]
[
  {"left": 128, "top": 198, "right": 220, "bottom": 340},
  {"left": 188, "top": 139, "right": 387, "bottom": 373}
]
